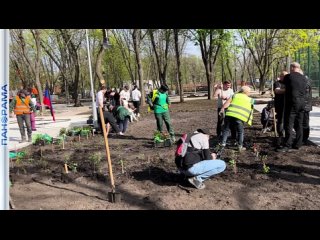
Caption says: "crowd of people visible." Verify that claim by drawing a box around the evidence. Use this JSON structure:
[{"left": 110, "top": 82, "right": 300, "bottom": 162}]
[{"left": 9, "top": 61, "right": 313, "bottom": 190}]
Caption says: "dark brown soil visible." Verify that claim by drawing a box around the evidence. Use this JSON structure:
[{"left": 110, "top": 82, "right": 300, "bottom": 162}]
[{"left": 10, "top": 99, "right": 320, "bottom": 209}]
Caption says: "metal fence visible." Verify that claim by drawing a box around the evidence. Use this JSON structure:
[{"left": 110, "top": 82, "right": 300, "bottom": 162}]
[{"left": 295, "top": 45, "right": 320, "bottom": 97}]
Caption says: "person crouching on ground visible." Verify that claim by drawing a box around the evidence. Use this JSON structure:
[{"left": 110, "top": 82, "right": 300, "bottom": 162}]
[
  {"left": 179, "top": 128, "right": 226, "bottom": 190},
  {"left": 109, "top": 105, "right": 130, "bottom": 134},
  {"left": 9, "top": 89, "right": 36, "bottom": 143}
]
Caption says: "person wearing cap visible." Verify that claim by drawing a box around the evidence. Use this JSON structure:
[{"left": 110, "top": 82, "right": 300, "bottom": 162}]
[
  {"left": 219, "top": 86, "right": 268, "bottom": 151},
  {"left": 147, "top": 84, "right": 175, "bottom": 143},
  {"left": 9, "top": 89, "right": 36, "bottom": 143},
  {"left": 180, "top": 128, "right": 226, "bottom": 190}
]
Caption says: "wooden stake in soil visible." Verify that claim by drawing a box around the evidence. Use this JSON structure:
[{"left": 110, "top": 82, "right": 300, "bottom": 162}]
[
  {"left": 40, "top": 146, "right": 43, "bottom": 158},
  {"left": 78, "top": 135, "right": 81, "bottom": 142},
  {"left": 99, "top": 107, "right": 120, "bottom": 202},
  {"left": 64, "top": 163, "right": 69, "bottom": 173},
  {"left": 62, "top": 138, "right": 65, "bottom": 149},
  {"left": 51, "top": 143, "right": 54, "bottom": 152},
  {"left": 86, "top": 133, "right": 89, "bottom": 140}
]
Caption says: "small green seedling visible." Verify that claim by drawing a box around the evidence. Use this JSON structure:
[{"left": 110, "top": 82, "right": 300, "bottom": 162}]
[
  {"left": 69, "top": 162, "right": 78, "bottom": 173},
  {"left": 229, "top": 159, "right": 236, "bottom": 167},
  {"left": 263, "top": 163, "right": 270, "bottom": 174},
  {"left": 89, "top": 152, "right": 102, "bottom": 174},
  {"left": 120, "top": 159, "right": 125, "bottom": 174}
]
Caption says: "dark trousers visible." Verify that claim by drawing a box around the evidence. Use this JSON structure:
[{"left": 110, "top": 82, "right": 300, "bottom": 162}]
[
  {"left": 294, "top": 111, "right": 310, "bottom": 143},
  {"left": 103, "top": 111, "right": 121, "bottom": 133},
  {"left": 275, "top": 106, "right": 284, "bottom": 137},
  {"left": 97, "top": 108, "right": 102, "bottom": 131},
  {"left": 133, "top": 101, "right": 140, "bottom": 114},
  {"left": 284, "top": 105, "right": 304, "bottom": 148},
  {"left": 16, "top": 114, "right": 32, "bottom": 139},
  {"left": 217, "top": 108, "right": 236, "bottom": 139},
  {"left": 118, "top": 117, "right": 129, "bottom": 133},
  {"left": 221, "top": 116, "right": 244, "bottom": 147}
]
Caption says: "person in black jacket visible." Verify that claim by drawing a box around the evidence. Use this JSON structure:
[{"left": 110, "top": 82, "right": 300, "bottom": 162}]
[
  {"left": 294, "top": 75, "right": 312, "bottom": 145},
  {"left": 279, "top": 62, "right": 307, "bottom": 152},
  {"left": 180, "top": 128, "right": 226, "bottom": 189}
]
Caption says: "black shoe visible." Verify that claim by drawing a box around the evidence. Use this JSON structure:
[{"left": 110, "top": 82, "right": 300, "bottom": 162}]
[{"left": 276, "top": 147, "right": 289, "bottom": 152}]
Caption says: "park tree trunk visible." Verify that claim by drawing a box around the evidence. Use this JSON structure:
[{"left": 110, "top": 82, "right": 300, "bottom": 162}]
[
  {"left": 96, "top": 29, "right": 108, "bottom": 87},
  {"left": 174, "top": 29, "right": 184, "bottom": 102},
  {"left": 59, "top": 29, "right": 81, "bottom": 107},
  {"left": 17, "top": 29, "right": 45, "bottom": 113},
  {"left": 132, "top": 29, "right": 145, "bottom": 106}
]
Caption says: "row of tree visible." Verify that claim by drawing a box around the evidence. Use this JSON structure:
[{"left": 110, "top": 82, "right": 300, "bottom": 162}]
[{"left": 9, "top": 29, "right": 320, "bottom": 112}]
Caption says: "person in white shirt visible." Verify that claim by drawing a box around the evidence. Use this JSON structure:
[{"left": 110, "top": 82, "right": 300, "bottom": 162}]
[
  {"left": 96, "top": 86, "right": 107, "bottom": 132},
  {"left": 119, "top": 86, "right": 130, "bottom": 107},
  {"left": 131, "top": 85, "right": 142, "bottom": 117},
  {"left": 214, "top": 80, "right": 234, "bottom": 139}
]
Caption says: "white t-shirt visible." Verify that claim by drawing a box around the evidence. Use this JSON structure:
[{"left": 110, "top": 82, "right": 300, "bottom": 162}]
[
  {"left": 215, "top": 88, "right": 234, "bottom": 108},
  {"left": 120, "top": 90, "right": 130, "bottom": 101},
  {"left": 188, "top": 132, "right": 209, "bottom": 149},
  {"left": 96, "top": 90, "right": 104, "bottom": 108},
  {"left": 131, "top": 89, "right": 141, "bottom": 101}
]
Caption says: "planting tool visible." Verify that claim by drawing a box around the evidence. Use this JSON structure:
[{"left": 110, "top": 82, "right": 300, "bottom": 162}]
[
  {"left": 99, "top": 107, "right": 121, "bottom": 203},
  {"left": 272, "top": 107, "right": 278, "bottom": 137}
]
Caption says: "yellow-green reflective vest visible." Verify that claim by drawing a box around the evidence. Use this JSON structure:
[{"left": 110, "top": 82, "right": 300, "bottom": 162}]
[{"left": 225, "top": 93, "right": 254, "bottom": 126}]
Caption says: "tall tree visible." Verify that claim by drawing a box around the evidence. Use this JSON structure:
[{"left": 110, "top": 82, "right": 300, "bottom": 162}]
[
  {"left": 173, "top": 29, "right": 185, "bottom": 102},
  {"left": 12, "top": 29, "right": 45, "bottom": 112},
  {"left": 132, "top": 29, "right": 146, "bottom": 105},
  {"left": 192, "top": 29, "right": 225, "bottom": 99},
  {"left": 148, "top": 29, "right": 172, "bottom": 85}
]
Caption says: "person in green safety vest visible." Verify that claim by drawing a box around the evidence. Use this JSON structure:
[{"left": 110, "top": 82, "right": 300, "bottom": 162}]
[
  {"left": 147, "top": 84, "right": 175, "bottom": 143},
  {"left": 219, "top": 86, "right": 268, "bottom": 151}
]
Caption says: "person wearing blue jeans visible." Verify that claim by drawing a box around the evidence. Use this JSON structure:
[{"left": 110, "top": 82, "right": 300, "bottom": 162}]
[
  {"left": 180, "top": 128, "right": 226, "bottom": 189},
  {"left": 221, "top": 116, "right": 244, "bottom": 150}
]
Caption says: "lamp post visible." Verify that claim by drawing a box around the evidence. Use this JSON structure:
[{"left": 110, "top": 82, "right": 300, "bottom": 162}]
[
  {"left": 85, "top": 29, "right": 97, "bottom": 126},
  {"left": 0, "top": 29, "right": 9, "bottom": 210}
]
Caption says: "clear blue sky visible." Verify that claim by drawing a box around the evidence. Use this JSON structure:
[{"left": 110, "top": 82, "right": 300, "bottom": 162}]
[{"left": 184, "top": 41, "right": 201, "bottom": 57}]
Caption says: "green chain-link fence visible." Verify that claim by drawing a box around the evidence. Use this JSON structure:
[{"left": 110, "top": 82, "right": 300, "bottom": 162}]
[{"left": 295, "top": 43, "right": 320, "bottom": 97}]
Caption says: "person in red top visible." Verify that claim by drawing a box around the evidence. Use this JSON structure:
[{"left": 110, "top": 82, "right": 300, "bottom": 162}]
[{"left": 9, "top": 89, "right": 36, "bottom": 143}]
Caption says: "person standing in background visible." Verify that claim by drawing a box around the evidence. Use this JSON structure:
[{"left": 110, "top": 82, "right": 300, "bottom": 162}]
[
  {"left": 96, "top": 86, "right": 107, "bottom": 132},
  {"left": 27, "top": 87, "right": 37, "bottom": 131},
  {"left": 9, "top": 89, "right": 36, "bottom": 142},
  {"left": 131, "top": 85, "right": 142, "bottom": 117},
  {"left": 214, "top": 80, "right": 234, "bottom": 139}
]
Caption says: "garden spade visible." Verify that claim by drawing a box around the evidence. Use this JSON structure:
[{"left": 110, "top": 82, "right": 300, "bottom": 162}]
[{"left": 99, "top": 107, "right": 121, "bottom": 203}]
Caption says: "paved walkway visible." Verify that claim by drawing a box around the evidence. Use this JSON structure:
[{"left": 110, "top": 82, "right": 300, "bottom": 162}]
[
  {"left": 254, "top": 98, "right": 320, "bottom": 146},
  {"left": 9, "top": 104, "right": 92, "bottom": 151}
]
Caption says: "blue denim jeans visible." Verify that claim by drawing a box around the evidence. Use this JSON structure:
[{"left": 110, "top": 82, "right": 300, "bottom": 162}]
[
  {"left": 221, "top": 116, "right": 244, "bottom": 147},
  {"left": 184, "top": 160, "right": 226, "bottom": 183}
]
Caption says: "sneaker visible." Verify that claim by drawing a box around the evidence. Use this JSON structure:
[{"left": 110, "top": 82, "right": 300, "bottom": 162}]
[
  {"left": 188, "top": 177, "right": 205, "bottom": 189},
  {"left": 19, "top": 139, "right": 26, "bottom": 143},
  {"left": 238, "top": 146, "right": 246, "bottom": 152},
  {"left": 119, "top": 132, "right": 124, "bottom": 136}
]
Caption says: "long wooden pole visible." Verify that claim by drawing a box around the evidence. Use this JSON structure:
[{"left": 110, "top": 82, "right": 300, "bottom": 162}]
[{"left": 99, "top": 107, "right": 115, "bottom": 191}]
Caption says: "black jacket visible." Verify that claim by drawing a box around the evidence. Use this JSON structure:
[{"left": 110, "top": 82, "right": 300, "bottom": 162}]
[{"left": 304, "top": 78, "right": 312, "bottom": 112}]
